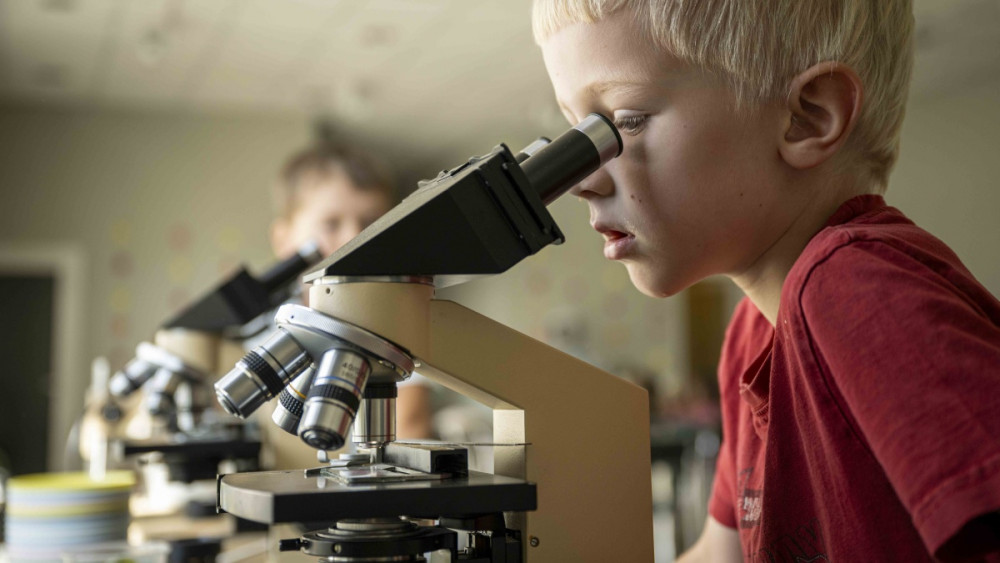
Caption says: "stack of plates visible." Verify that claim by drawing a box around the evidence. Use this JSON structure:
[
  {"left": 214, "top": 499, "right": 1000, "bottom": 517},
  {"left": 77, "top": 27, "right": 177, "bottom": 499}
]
[{"left": 4, "top": 471, "right": 134, "bottom": 562}]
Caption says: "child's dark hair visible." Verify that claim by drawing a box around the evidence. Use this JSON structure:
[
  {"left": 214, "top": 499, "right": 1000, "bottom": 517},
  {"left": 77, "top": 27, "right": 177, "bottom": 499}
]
[{"left": 274, "top": 142, "right": 396, "bottom": 218}]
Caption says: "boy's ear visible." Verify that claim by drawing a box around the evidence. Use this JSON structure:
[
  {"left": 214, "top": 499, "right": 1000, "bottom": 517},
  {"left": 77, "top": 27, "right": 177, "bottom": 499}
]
[{"left": 779, "top": 61, "right": 864, "bottom": 170}]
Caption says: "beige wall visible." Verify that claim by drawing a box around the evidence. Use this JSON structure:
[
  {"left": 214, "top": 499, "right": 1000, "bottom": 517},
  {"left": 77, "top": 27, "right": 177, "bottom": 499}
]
[
  {"left": 1, "top": 76, "right": 998, "bottom": 457},
  {"left": 888, "top": 78, "right": 1000, "bottom": 296},
  {"left": 0, "top": 106, "right": 302, "bottom": 370},
  {"left": 0, "top": 106, "right": 309, "bottom": 458}
]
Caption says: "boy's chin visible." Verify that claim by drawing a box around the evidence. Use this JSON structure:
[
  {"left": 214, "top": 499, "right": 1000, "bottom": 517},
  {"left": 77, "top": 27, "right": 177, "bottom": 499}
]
[{"left": 625, "top": 264, "right": 689, "bottom": 299}]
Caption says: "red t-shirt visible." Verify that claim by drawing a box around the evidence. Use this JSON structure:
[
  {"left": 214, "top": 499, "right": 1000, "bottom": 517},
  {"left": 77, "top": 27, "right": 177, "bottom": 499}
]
[{"left": 709, "top": 195, "right": 1000, "bottom": 561}]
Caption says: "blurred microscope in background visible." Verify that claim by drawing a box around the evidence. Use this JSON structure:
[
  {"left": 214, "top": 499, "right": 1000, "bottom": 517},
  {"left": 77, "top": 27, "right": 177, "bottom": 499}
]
[{"left": 73, "top": 241, "right": 322, "bottom": 558}]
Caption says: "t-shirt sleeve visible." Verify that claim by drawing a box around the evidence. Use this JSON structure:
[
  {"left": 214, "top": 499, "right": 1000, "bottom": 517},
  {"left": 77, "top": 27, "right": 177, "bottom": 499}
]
[
  {"left": 707, "top": 299, "right": 759, "bottom": 530},
  {"left": 801, "top": 241, "right": 1000, "bottom": 556},
  {"left": 708, "top": 435, "right": 738, "bottom": 529}
]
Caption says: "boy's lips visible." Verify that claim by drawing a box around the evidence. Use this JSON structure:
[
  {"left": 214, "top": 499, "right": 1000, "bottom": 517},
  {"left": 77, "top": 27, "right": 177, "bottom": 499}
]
[{"left": 593, "top": 223, "right": 636, "bottom": 260}]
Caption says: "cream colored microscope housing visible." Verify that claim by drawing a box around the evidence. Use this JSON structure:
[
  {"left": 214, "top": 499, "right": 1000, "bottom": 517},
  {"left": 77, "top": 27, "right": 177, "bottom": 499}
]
[{"left": 307, "top": 279, "right": 655, "bottom": 562}]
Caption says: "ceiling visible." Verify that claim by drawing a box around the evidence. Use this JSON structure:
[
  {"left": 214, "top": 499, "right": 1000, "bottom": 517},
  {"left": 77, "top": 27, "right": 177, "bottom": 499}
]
[{"left": 0, "top": 0, "right": 997, "bottom": 140}]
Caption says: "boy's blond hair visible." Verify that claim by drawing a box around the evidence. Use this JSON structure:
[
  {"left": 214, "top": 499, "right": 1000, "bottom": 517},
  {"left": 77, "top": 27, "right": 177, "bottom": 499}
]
[
  {"left": 274, "top": 143, "right": 397, "bottom": 219},
  {"left": 533, "top": 0, "right": 914, "bottom": 192}
]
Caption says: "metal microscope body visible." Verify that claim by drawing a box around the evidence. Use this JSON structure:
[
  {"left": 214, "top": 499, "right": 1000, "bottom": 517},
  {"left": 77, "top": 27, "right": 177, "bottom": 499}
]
[{"left": 215, "top": 115, "right": 655, "bottom": 561}]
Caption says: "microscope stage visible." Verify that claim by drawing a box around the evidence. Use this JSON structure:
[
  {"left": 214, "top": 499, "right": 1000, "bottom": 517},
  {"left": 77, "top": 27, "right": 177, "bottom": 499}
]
[{"left": 218, "top": 469, "right": 536, "bottom": 524}]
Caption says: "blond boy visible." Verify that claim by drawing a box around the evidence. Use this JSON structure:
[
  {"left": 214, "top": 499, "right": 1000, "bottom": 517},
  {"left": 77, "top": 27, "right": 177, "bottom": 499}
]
[{"left": 534, "top": 0, "right": 1000, "bottom": 560}]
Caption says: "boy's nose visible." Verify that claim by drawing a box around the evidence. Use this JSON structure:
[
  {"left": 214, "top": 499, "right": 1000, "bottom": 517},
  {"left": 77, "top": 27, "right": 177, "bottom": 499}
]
[{"left": 569, "top": 167, "right": 614, "bottom": 199}]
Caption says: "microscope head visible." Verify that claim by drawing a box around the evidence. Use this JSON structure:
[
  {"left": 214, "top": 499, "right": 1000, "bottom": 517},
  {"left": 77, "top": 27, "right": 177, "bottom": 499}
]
[
  {"left": 215, "top": 114, "right": 622, "bottom": 452},
  {"left": 108, "top": 241, "right": 324, "bottom": 422},
  {"left": 163, "top": 240, "right": 323, "bottom": 332},
  {"left": 302, "top": 113, "right": 621, "bottom": 288}
]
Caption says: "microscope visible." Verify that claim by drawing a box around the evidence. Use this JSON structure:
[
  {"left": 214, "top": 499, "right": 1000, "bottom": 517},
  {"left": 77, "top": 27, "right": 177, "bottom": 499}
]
[
  {"left": 214, "top": 115, "right": 655, "bottom": 562},
  {"left": 103, "top": 242, "right": 323, "bottom": 483}
]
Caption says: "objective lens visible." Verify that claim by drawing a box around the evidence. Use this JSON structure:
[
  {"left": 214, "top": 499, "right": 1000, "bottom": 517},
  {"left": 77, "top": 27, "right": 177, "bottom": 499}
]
[
  {"left": 215, "top": 329, "right": 310, "bottom": 418},
  {"left": 108, "top": 357, "right": 157, "bottom": 398},
  {"left": 271, "top": 365, "right": 317, "bottom": 435},
  {"left": 354, "top": 383, "right": 397, "bottom": 448},
  {"left": 298, "top": 348, "right": 370, "bottom": 451}
]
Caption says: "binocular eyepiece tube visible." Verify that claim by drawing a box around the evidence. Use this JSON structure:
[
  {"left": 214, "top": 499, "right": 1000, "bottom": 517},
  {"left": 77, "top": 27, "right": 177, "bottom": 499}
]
[
  {"left": 520, "top": 112, "right": 622, "bottom": 205},
  {"left": 215, "top": 329, "right": 311, "bottom": 419}
]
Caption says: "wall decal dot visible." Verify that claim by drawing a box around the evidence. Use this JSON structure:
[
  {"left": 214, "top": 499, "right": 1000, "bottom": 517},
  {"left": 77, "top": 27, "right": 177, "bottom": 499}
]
[
  {"left": 110, "top": 315, "right": 129, "bottom": 339},
  {"left": 525, "top": 270, "right": 551, "bottom": 294},
  {"left": 168, "top": 224, "right": 192, "bottom": 252},
  {"left": 109, "top": 287, "right": 131, "bottom": 314},
  {"left": 109, "top": 220, "right": 132, "bottom": 247},
  {"left": 109, "top": 251, "right": 133, "bottom": 278},
  {"left": 168, "top": 256, "right": 193, "bottom": 284},
  {"left": 216, "top": 226, "right": 243, "bottom": 253}
]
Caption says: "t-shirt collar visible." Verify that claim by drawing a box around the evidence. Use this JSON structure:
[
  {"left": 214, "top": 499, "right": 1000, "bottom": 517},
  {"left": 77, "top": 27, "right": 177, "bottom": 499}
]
[{"left": 823, "top": 194, "right": 887, "bottom": 229}]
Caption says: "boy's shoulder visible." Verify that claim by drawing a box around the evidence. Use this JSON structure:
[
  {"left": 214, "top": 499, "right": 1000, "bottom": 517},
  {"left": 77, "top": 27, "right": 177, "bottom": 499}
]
[
  {"left": 719, "top": 192, "right": 1000, "bottom": 388},
  {"left": 784, "top": 195, "right": 999, "bottom": 326}
]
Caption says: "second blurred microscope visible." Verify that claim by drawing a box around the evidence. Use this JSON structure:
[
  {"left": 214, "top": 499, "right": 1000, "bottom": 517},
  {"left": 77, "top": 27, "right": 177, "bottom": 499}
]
[{"left": 95, "top": 242, "right": 323, "bottom": 487}]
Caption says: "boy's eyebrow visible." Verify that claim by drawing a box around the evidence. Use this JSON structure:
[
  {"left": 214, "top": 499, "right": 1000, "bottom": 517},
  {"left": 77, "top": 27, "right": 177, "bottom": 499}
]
[{"left": 587, "top": 80, "right": 648, "bottom": 96}]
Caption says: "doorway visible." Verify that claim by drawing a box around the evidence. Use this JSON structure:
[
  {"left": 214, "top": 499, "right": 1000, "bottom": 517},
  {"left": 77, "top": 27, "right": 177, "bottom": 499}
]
[{"left": 0, "top": 244, "right": 86, "bottom": 475}]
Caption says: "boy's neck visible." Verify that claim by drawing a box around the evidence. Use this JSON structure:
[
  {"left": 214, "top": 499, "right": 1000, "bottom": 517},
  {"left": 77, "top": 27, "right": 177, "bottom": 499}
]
[{"left": 729, "top": 176, "right": 872, "bottom": 326}]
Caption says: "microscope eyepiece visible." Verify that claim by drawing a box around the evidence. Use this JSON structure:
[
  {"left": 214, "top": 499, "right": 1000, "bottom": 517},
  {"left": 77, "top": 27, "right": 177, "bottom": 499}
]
[
  {"left": 298, "top": 348, "right": 371, "bottom": 451},
  {"left": 514, "top": 137, "right": 552, "bottom": 164},
  {"left": 520, "top": 112, "right": 622, "bottom": 205},
  {"left": 214, "top": 329, "right": 311, "bottom": 418}
]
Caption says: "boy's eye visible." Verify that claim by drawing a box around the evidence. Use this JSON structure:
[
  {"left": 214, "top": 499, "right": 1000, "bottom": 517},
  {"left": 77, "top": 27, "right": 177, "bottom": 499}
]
[{"left": 613, "top": 114, "right": 648, "bottom": 135}]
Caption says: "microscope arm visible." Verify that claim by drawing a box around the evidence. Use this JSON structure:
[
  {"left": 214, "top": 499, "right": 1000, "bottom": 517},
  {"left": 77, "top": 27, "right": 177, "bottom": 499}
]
[
  {"left": 306, "top": 282, "right": 654, "bottom": 562},
  {"left": 423, "top": 301, "right": 654, "bottom": 562}
]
